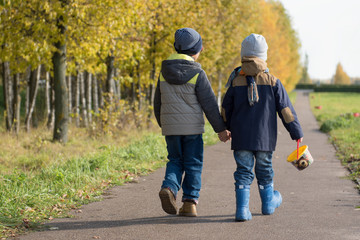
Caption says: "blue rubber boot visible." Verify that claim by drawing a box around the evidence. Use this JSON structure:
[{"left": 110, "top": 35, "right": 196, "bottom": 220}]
[
  {"left": 258, "top": 183, "right": 282, "bottom": 215},
  {"left": 235, "top": 185, "right": 252, "bottom": 221}
]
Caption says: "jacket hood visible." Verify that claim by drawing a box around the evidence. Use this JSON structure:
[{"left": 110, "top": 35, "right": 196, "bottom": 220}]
[
  {"left": 161, "top": 54, "right": 202, "bottom": 85},
  {"left": 241, "top": 56, "right": 267, "bottom": 76}
]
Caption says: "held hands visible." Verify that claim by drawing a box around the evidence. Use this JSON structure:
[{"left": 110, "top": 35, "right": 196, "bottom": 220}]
[{"left": 218, "top": 130, "right": 231, "bottom": 142}]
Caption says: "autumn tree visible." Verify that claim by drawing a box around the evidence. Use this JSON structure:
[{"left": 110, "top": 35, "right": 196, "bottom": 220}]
[
  {"left": 334, "top": 62, "right": 350, "bottom": 85},
  {"left": 196, "top": 0, "right": 259, "bottom": 105},
  {"left": 0, "top": 0, "right": 55, "bottom": 132},
  {"left": 255, "top": 0, "right": 301, "bottom": 91}
]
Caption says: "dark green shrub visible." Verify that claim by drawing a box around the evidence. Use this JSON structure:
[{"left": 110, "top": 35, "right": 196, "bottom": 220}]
[{"left": 320, "top": 113, "right": 355, "bottom": 133}]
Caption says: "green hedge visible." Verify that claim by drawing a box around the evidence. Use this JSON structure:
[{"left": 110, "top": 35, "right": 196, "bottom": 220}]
[
  {"left": 295, "top": 83, "right": 315, "bottom": 89},
  {"left": 314, "top": 85, "right": 360, "bottom": 93},
  {"left": 296, "top": 83, "right": 360, "bottom": 93}
]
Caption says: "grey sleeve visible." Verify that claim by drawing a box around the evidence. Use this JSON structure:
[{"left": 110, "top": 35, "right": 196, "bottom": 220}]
[
  {"left": 153, "top": 78, "right": 161, "bottom": 127},
  {"left": 195, "top": 70, "right": 226, "bottom": 133}
]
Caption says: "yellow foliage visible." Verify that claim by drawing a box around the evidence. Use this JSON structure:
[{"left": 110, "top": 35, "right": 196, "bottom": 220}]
[
  {"left": 334, "top": 62, "right": 351, "bottom": 85},
  {"left": 0, "top": 0, "right": 302, "bottom": 93},
  {"left": 255, "top": 0, "right": 301, "bottom": 91}
]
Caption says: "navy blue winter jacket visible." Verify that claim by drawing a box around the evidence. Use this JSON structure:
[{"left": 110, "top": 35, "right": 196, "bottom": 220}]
[{"left": 221, "top": 57, "right": 303, "bottom": 151}]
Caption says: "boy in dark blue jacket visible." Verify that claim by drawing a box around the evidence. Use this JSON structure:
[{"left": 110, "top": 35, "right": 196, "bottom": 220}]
[{"left": 221, "top": 34, "right": 303, "bottom": 221}]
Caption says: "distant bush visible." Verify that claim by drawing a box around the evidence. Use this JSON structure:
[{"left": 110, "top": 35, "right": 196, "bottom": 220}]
[{"left": 320, "top": 113, "right": 355, "bottom": 133}]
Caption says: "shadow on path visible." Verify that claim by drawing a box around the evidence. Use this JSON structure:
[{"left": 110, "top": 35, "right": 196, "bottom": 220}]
[{"left": 44, "top": 214, "right": 251, "bottom": 231}]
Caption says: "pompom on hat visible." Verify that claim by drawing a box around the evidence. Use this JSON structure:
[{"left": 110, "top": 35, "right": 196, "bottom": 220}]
[
  {"left": 241, "top": 33, "right": 268, "bottom": 61},
  {"left": 174, "top": 28, "right": 203, "bottom": 55}
]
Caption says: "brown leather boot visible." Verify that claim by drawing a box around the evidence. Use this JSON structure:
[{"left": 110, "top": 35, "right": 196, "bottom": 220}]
[
  {"left": 179, "top": 202, "right": 197, "bottom": 217},
  {"left": 159, "top": 188, "right": 177, "bottom": 215}
]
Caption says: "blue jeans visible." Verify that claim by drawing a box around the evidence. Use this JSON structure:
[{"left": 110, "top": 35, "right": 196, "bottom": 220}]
[
  {"left": 233, "top": 150, "right": 274, "bottom": 188},
  {"left": 161, "top": 134, "right": 203, "bottom": 203}
]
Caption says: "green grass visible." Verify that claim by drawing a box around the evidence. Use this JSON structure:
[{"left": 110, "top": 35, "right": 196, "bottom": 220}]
[
  {"left": 203, "top": 122, "right": 220, "bottom": 146},
  {"left": 310, "top": 92, "right": 360, "bottom": 190},
  {"left": 0, "top": 121, "right": 219, "bottom": 238},
  {"left": 0, "top": 133, "right": 167, "bottom": 237}
]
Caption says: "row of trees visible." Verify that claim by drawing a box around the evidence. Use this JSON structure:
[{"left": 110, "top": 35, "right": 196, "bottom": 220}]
[
  {"left": 299, "top": 59, "right": 352, "bottom": 85},
  {"left": 0, "top": 0, "right": 302, "bottom": 143}
]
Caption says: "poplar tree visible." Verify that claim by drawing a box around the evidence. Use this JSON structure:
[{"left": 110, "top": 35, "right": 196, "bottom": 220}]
[
  {"left": 300, "top": 54, "right": 311, "bottom": 84},
  {"left": 334, "top": 62, "right": 351, "bottom": 85}
]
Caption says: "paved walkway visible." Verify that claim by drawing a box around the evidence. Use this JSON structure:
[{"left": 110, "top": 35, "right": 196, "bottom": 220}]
[{"left": 20, "top": 91, "right": 359, "bottom": 240}]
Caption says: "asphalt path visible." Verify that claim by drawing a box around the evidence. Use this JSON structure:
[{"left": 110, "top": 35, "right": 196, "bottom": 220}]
[{"left": 19, "top": 91, "right": 360, "bottom": 240}]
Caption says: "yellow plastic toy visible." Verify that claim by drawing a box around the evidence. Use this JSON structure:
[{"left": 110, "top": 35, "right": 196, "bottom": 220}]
[{"left": 287, "top": 140, "right": 314, "bottom": 171}]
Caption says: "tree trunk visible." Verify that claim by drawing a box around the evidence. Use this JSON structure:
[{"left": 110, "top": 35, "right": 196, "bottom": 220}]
[
  {"left": 86, "top": 72, "right": 92, "bottom": 124},
  {"left": 32, "top": 66, "right": 41, "bottom": 128},
  {"left": 149, "top": 32, "right": 157, "bottom": 106},
  {"left": 12, "top": 73, "right": 20, "bottom": 134},
  {"left": 67, "top": 75, "right": 72, "bottom": 124},
  {"left": 217, "top": 71, "right": 222, "bottom": 108},
  {"left": 25, "top": 66, "right": 30, "bottom": 118},
  {"left": 52, "top": 10, "right": 68, "bottom": 143},
  {"left": 149, "top": 83, "right": 155, "bottom": 106},
  {"left": 130, "top": 69, "right": 136, "bottom": 106},
  {"left": 45, "top": 71, "right": 54, "bottom": 129},
  {"left": 80, "top": 72, "right": 88, "bottom": 127},
  {"left": 25, "top": 66, "right": 40, "bottom": 132},
  {"left": 136, "top": 60, "right": 142, "bottom": 110},
  {"left": 105, "top": 55, "right": 114, "bottom": 111},
  {"left": 115, "top": 68, "right": 121, "bottom": 100},
  {"left": 92, "top": 74, "right": 99, "bottom": 115},
  {"left": 97, "top": 76, "right": 104, "bottom": 109},
  {"left": 2, "top": 61, "right": 13, "bottom": 131},
  {"left": 45, "top": 72, "right": 50, "bottom": 123},
  {"left": 113, "top": 68, "right": 119, "bottom": 110},
  {"left": 75, "top": 71, "right": 80, "bottom": 127},
  {"left": 117, "top": 80, "right": 121, "bottom": 101}
]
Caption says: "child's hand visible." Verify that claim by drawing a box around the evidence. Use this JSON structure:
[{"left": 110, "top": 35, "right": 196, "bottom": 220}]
[
  {"left": 296, "top": 138, "right": 303, "bottom": 143},
  {"left": 218, "top": 130, "right": 231, "bottom": 142}
]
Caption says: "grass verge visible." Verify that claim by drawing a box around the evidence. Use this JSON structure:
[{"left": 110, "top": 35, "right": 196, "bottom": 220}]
[
  {"left": 0, "top": 122, "right": 219, "bottom": 238},
  {"left": 310, "top": 92, "right": 360, "bottom": 190}
]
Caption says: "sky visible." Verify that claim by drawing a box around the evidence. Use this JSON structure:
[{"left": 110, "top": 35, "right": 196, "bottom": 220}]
[{"left": 279, "top": 0, "right": 360, "bottom": 80}]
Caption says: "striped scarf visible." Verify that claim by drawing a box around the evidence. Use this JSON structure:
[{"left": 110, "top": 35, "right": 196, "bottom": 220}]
[
  {"left": 246, "top": 76, "right": 259, "bottom": 106},
  {"left": 225, "top": 67, "right": 269, "bottom": 107}
]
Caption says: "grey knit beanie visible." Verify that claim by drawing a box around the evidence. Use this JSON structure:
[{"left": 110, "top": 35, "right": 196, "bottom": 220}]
[
  {"left": 241, "top": 34, "right": 268, "bottom": 61},
  {"left": 174, "top": 28, "right": 203, "bottom": 55}
]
